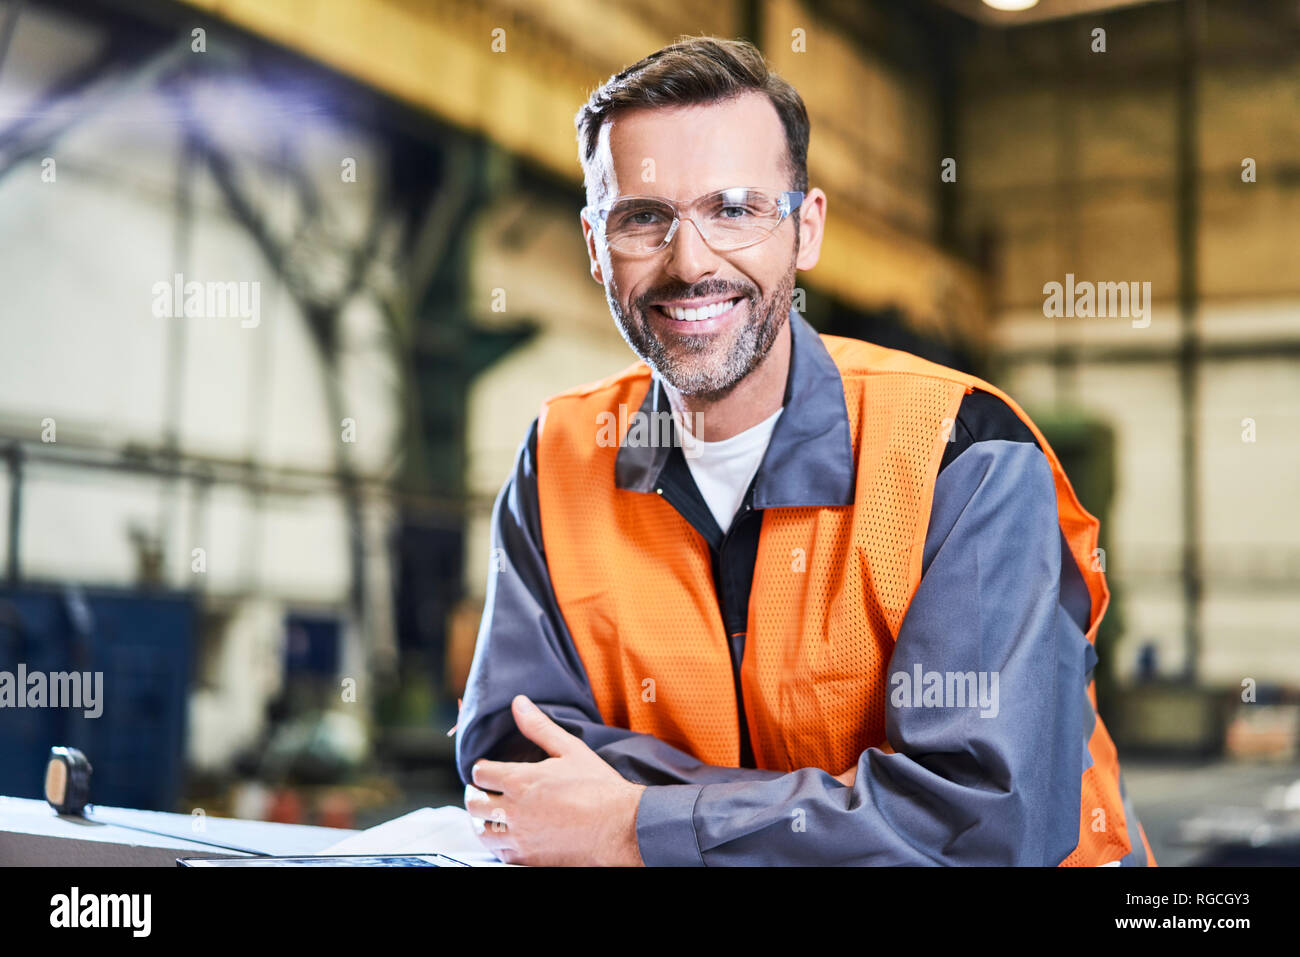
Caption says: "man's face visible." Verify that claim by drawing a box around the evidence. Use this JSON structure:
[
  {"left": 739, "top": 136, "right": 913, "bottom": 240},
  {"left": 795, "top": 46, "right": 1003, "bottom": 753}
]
[{"left": 582, "top": 91, "right": 823, "bottom": 400}]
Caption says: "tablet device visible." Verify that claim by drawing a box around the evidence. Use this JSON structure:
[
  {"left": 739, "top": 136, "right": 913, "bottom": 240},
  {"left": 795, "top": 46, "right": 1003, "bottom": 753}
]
[{"left": 178, "top": 853, "right": 472, "bottom": 867}]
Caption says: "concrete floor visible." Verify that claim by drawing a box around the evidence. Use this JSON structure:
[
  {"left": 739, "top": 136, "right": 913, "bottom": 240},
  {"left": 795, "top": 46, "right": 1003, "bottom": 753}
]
[{"left": 1122, "top": 757, "right": 1300, "bottom": 866}]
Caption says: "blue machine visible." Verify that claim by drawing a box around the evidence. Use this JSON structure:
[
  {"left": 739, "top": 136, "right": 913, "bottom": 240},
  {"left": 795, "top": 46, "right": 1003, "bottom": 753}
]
[{"left": 0, "top": 585, "right": 193, "bottom": 812}]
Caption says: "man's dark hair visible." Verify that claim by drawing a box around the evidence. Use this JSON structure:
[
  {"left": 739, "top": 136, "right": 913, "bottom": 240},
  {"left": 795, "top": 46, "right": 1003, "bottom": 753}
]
[{"left": 574, "top": 36, "right": 810, "bottom": 204}]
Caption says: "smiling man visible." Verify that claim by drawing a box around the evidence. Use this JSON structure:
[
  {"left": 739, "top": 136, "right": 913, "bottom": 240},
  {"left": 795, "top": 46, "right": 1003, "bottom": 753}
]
[{"left": 455, "top": 36, "right": 1153, "bottom": 867}]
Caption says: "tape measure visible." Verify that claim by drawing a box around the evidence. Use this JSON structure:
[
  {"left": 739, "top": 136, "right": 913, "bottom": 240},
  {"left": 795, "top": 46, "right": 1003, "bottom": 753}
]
[
  {"left": 44, "top": 746, "right": 92, "bottom": 815},
  {"left": 44, "top": 746, "right": 270, "bottom": 856}
]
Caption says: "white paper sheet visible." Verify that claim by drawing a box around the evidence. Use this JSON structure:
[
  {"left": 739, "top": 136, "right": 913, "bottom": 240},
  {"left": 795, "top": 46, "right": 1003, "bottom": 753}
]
[{"left": 318, "top": 806, "right": 515, "bottom": 866}]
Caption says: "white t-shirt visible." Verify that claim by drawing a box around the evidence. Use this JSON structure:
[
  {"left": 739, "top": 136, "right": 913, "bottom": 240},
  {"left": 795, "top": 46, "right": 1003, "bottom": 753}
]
[{"left": 675, "top": 405, "right": 784, "bottom": 534}]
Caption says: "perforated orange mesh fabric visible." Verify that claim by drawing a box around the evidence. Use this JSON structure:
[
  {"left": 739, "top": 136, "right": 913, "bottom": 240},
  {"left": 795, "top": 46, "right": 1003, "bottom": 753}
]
[
  {"left": 537, "top": 370, "right": 741, "bottom": 767},
  {"left": 1062, "top": 683, "right": 1135, "bottom": 866},
  {"left": 536, "top": 334, "right": 1137, "bottom": 866},
  {"left": 743, "top": 370, "right": 966, "bottom": 774},
  {"left": 821, "top": 337, "right": 1112, "bottom": 646}
]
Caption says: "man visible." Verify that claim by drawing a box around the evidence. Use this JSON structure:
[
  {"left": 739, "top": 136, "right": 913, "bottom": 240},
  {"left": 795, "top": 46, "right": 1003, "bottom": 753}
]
[{"left": 456, "top": 36, "right": 1154, "bottom": 867}]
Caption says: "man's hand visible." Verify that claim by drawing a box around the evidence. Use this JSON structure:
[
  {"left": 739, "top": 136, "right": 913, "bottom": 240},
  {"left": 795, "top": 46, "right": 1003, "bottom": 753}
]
[
  {"left": 463, "top": 694, "right": 647, "bottom": 866},
  {"left": 833, "top": 766, "right": 857, "bottom": 787}
]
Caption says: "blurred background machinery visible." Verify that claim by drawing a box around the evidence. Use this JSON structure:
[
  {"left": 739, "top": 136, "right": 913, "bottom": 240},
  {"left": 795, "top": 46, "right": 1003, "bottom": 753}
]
[{"left": 0, "top": 0, "right": 1296, "bottom": 863}]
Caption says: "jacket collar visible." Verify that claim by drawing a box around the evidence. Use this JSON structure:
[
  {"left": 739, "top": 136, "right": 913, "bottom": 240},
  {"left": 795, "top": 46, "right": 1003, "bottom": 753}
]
[{"left": 614, "top": 307, "right": 856, "bottom": 508}]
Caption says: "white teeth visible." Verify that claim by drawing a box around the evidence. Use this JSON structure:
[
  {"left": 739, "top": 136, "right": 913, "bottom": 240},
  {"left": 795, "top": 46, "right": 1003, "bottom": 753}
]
[{"left": 664, "top": 298, "right": 739, "bottom": 321}]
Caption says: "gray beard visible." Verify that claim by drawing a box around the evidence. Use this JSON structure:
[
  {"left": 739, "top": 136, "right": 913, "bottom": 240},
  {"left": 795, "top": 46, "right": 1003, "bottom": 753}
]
[{"left": 607, "top": 237, "right": 799, "bottom": 402}]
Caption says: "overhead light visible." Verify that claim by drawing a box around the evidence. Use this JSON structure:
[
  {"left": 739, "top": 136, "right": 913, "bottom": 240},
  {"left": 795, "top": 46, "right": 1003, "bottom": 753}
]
[{"left": 982, "top": 0, "right": 1040, "bottom": 10}]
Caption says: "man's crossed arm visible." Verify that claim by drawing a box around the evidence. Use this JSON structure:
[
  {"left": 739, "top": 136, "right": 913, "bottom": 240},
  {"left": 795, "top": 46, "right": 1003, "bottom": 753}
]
[{"left": 455, "top": 416, "right": 1096, "bottom": 865}]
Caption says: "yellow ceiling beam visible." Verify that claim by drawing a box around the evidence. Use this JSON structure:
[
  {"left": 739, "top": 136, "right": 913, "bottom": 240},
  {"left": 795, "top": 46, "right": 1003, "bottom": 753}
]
[{"left": 173, "top": 0, "right": 987, "bottom": 345}]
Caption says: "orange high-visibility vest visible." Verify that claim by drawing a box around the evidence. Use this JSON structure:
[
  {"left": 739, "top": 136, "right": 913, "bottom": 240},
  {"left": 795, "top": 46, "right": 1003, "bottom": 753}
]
[{"left": 536, "top": 333, "right": 1148, "bottom": 866}]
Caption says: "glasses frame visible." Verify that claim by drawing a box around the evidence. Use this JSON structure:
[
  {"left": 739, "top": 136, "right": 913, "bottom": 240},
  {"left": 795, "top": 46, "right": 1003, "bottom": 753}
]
[{"left": 584, "top": 187, "right": 805, "bottom": 254}]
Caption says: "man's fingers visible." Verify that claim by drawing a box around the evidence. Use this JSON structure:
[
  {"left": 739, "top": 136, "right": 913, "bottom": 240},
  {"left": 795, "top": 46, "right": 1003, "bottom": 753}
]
[
  {"left": 470, "top": 759, "right": 512, "bottom": 793},
  {"left": 472, "top": 815, "right": 517, "bottom": 861},
  {"left": 511, "top": 694, "right": 577, "bottom": 758},
  {"left": 464, "top": 783, "right": 491, "bottom": 816},
  {"left": 464, "top": 783, "right": 510, "bottom": 830},
  {"left": 467, "top": 786, "right": 517, "bottom": 863}
]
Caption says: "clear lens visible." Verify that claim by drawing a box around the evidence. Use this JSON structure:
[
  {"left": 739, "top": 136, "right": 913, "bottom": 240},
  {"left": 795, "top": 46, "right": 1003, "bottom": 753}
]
[
  {"left": 606, "top": 199, "right": 675, "bottom": 249},
  {"left": 602, "top": 188, "right": 786, "bottom": 252},
  {"left": 700, "top": 188, "right": 780, "bottom": 228}
]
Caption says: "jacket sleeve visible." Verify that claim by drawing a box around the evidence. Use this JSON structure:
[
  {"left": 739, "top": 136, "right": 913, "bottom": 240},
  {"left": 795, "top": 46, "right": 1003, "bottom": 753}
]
[
  {"left": 454, "top": 416, "right": 789, "bottom": 789},
  {"left": 634, "top": 438, "right": 1095, "bottom": 865}
]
